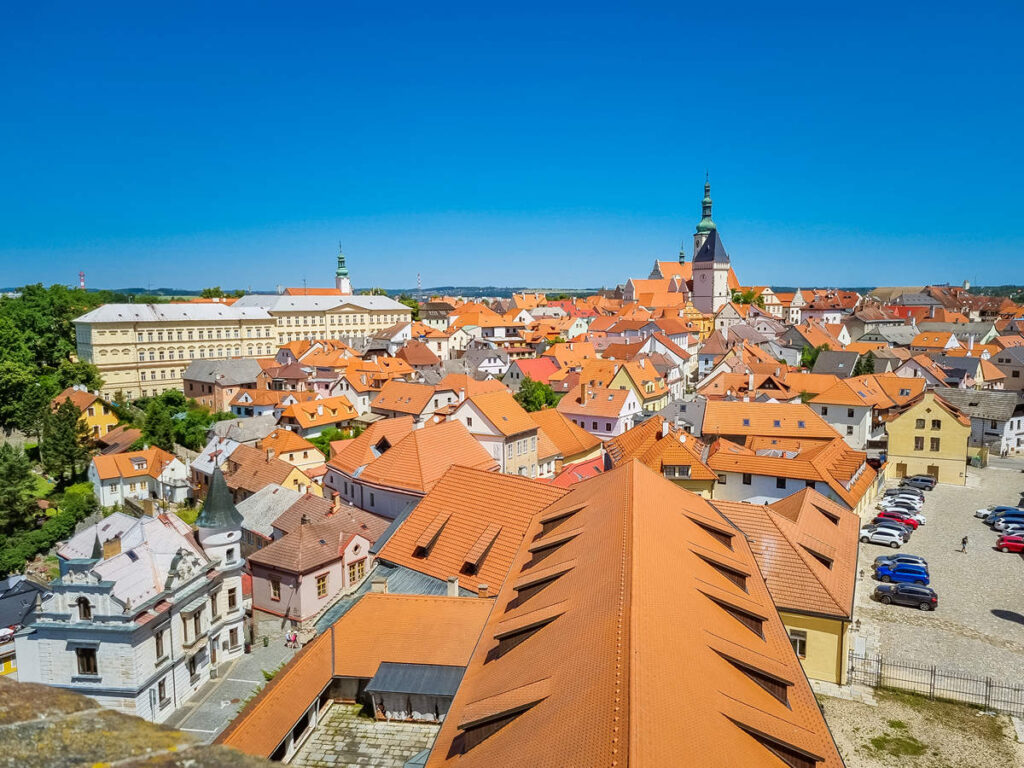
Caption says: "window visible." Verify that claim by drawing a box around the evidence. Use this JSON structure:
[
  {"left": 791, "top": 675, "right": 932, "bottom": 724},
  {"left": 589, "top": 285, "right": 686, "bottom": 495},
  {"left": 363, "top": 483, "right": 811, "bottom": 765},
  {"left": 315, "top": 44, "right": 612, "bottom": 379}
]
[
  {"left": 229, "top": 627, "right": 239, "bottom": 648},
  {"left": 789, "top": 629, "right": 807, "bottom": 658},
  {"left": 820, "top": 406, "right": 828, "bottom": 416},
  {"left": 931, "top": 419, "right": 941, "bottom": 430},
  {"left": 316, "top": 573, "right": 329, "bottom": 598},
  {"left": 776, "top": 477, "right": 786, "bottom": 489},
  {"left": 915, "top": 418, "right": 925, "bottom": 429},
  {"left": 227, "top": 588, "right": 237, "bottom": 610},
  {"left": 847, "top": 408, "right": 854, "bottom": 418},
  {"left": 76, "top": 598, "right": 92, "bottom": 621},
  {"left": 210, "top": 593, "right": 219, "bottom": 619},
  {"left": 846, "top": 425, "right": 854, "bottom": 436},
  {"left": 930, "top": 437, "right": 941, "bottom": 452},
  {"left": 369, "top": 492, "right": 375, "bottom": 507},
  {"left": 155, "top": 630, "right": 165, "bottom": 660},
  {"left": 270, "top": 579, "right": 280, "bottom": 601},
  {"left": 742, "top": 473, "right": 752, "bottom": 485},
  {"left": 914, "top": 436, "right": 925, "bottom": 451},
  {"left": 188, "top": 655, "right": 199, "bottom": 680},
  {"left": 592, "top": 421, "right": 598, "bottom": 430},
  {"left": 76, "top": 648, "right": 98, "bottom": 676},
  {"left": 225, "top": 547, "right": 235, "bottom": 565},
  {"left": 193, "top": 613, "right": 202, "bottom": 637},
  {"left": 717, "top": 473, "right": 727, "bottom": 485},
  {"left": 348, "top": 559, "right": 366, "bottom": 584},
  {"left": 1014, "top": 370, "right": 1021, "bottom": 378},
  {"left": 467, "top": 417, "right": 473, "bottom": 427},
  {"left": 605, "top": 422, "right": 612, "bottom": 432},
  {"left": 158, "top": 678, "right": 168, "bottom": 706}
]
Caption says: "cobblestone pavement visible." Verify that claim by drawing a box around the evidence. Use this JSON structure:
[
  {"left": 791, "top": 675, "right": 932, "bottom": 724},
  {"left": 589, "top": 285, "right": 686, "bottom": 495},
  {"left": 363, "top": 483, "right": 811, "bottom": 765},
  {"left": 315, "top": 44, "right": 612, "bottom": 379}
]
[
  {"left": 852, "top": 461, "right": 1024, "bottom": 680},
  {"left": 291, "top": 704, "right": 439, "bottom": 768}
]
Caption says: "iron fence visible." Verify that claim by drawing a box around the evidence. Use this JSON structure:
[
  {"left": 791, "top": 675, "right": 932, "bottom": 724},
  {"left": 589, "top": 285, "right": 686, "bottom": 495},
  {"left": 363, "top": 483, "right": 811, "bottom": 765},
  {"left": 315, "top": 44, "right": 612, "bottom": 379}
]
[{"left": 848, "top": 651, "right": 1024, "bottom": 718}]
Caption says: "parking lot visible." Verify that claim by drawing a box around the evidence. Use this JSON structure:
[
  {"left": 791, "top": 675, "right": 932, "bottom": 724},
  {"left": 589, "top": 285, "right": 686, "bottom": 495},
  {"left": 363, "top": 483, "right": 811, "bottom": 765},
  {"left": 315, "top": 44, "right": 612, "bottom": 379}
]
[{"left": 853, "top": 461, "right": 1024, "bottom": 681}]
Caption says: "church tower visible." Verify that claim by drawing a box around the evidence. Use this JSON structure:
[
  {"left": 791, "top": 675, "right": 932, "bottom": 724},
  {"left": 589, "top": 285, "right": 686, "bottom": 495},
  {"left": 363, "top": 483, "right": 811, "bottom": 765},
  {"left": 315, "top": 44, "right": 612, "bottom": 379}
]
[
  {"left": 335, "top": 243, "right": 353, "bottom": 295},
  {"left": 692, "top": 174, "right": 716, "bottom": 260}
]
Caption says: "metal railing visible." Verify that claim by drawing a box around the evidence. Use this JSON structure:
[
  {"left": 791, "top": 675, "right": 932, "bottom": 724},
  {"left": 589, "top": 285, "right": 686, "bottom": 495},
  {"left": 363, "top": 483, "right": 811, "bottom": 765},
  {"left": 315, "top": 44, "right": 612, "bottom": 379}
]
[{"left": 848, "top": 651, "right": 1024, "bottom": 717}]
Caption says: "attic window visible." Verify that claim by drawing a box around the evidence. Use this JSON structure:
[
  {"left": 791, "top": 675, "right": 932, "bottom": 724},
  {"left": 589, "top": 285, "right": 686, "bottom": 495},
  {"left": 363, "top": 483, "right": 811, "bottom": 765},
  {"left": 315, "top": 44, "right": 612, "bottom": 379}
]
[
  {"left": 413, "top": 511, "right": 451, "bottom": 557},
  {"left": 719, "top": 653, "right": 791, "bottom": 706},
  {"left": 813, "top": 504, "right": 840, "bottom": 526},
  {"left": 525, "top": 528, "right": 581, "bottom": 567},
  {"left": 126, "top": 551, "right": 138, "bottom": 562},
  {"left": 697, "top": 554, "right": 749, "bottom": 592},
  {"left": 536, "top": 505, "right": 583, "bottom": 537},
  {"left": 708, "top": 595, "right": 766, "bottom": 639},
  {"left": 457, "top": 680, "right": 550, "bottom": 752},
  {"left": 462, "top": 524, "right": 501, "bottom": 575},
  {"left": 690, "top": 518, "right": 734, "bottom": 550},
  {"left": 488, "top": 610, "right": 563, "bottom": 661},
  {"left": 801, "top": 545, "right": 834, "bottom": 570},
  {"left": 508, "top": 570, "right": 567, "bottom": 610},
  {"left": 772, "top": 420, "right": 781, "bottom": 428},
  {"left": 797, "top": 421, "right": 805, "bottom": 429},
  {"left": 736, "top": 725, "right": 822, "bottom": 768}
]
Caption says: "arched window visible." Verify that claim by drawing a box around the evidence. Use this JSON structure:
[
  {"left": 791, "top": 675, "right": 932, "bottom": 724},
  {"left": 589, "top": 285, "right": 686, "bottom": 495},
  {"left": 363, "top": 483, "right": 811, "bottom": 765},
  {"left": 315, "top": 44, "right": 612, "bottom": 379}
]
[{"left": 77, "top": 597, "right": 92, "bottom": 621}]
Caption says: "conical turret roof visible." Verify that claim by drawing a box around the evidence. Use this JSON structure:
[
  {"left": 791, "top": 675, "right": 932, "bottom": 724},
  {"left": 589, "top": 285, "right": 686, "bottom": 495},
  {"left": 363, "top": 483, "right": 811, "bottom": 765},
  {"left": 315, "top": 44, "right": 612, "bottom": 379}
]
[{"left": 195, "top": 466, "right": 244, "bottom": 529}]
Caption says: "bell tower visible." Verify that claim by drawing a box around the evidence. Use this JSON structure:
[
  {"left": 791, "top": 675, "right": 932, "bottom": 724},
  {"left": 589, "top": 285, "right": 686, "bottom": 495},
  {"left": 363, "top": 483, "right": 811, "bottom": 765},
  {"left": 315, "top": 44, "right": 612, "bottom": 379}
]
[
  {"left": 335, "top": 242, "right": 353, "bottom": 295},
  {"left": 692, "top": 174, "right": 715, "bottom": 260}
]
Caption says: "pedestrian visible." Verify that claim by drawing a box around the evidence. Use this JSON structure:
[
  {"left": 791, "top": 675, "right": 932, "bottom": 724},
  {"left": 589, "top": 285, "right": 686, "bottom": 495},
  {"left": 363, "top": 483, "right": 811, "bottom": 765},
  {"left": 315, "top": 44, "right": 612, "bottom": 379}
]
[{"left": 960, "top": 535, "right": 968, "bottom": 553}]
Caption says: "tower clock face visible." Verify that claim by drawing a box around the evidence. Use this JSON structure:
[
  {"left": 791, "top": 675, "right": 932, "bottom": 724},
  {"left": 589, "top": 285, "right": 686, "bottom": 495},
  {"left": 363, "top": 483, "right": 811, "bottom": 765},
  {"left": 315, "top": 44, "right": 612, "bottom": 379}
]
[{"left": 701, "top": 273, "right": 707, "bottom": 280}]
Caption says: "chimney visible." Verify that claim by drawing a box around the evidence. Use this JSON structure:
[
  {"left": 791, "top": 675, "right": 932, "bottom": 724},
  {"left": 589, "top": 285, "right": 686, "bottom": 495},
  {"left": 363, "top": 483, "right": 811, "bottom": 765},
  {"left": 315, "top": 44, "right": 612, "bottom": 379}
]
[
  {"left": 330, "top": 493, "right": 341, "bottom": 514},
  {"left": 579, "top": 383, "right": 588, "bottom": 405},
  {"left": 300, "top": 513, "right": 310, "bottom": 525},
  {"left": 748, "top": 372, "right": 755, "bottom": 394},
  {"left": 317, "top": 404, "right": 324, "bottom": 416},
  {"left": 477, "top": 583, "right": 490, "bottom": 598},
  {"left": 638, "top": 358, "right": 645, "bottom": 369},
  {"left": 661, "top": 420, "right": 669, "bottom": 439},
  {"left": 371, "top": 577, "right": 388, "bottom": 594},
  {"left": 103, "top": 535, "right": 122, "bottom": 560},
  {"left": 446, "top": 577, "right": 459, "bottom": 597},
  {"left": 142, "top": 498, "right": 155, "bottom": 517},
  {"left": 968, "top": 335, "right": 974, "bottom": 352},
  {"left": 266, "top": 447, "right": 275, "bottom": 461},
  {"left": 458, "top": 387, "right": 466, "bottom": 403}
]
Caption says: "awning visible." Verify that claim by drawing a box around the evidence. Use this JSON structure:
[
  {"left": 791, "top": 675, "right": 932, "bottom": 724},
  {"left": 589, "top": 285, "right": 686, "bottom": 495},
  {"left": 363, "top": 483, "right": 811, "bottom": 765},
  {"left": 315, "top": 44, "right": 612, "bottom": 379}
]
[{"left": 364, "top": 662, "right": 465, "bottom": 698}]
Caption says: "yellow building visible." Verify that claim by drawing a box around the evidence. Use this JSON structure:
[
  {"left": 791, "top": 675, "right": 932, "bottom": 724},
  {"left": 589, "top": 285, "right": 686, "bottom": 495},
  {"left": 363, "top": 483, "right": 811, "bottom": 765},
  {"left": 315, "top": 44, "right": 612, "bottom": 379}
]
[
  {"left": 609, "top": 359, "right": 671, "bottom": 412},
  {"left": 74, "top": 295, "right": 412, "bottom": 401},
  {"left": 884, "top": 391, "right": 971, "bottom": 486},
  {"left": 713, "top": 489, "right": 858, "bottom": 685},
  {"left": 51, "top": 386, "right": 119, "bottom": 439}
]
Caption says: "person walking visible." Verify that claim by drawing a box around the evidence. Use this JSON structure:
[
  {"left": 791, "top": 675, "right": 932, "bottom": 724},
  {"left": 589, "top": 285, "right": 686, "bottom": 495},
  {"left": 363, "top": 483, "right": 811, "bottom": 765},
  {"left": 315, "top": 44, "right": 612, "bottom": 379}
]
[{"left": 960, "top": 535, "right": 968, "bottom": 553}]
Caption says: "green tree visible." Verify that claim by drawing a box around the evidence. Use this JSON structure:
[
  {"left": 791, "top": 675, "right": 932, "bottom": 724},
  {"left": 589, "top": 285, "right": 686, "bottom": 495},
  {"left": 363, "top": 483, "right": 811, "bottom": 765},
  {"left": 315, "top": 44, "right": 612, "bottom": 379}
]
[
  {"left": 16, "top": 380, "right": 57, "bottom": 442},
  {"left": 359, "top": 287, "right": 388, "bottom": 296},
  {"left": 514, "top": 377, "right": 559, "bottom": 412},
  {"left": 40, "top": 399, "right": 91, "bottom": 486},
  {"left": 730, "top": 289, "right": 765, "bottom": 308},
  {"left": 0, "top": 444, "right": 39, "bottom": 533},
  {"left": 853, "top": 351, "right": 876, "bottom": 377},
  {"left": 0, "top": 364, "right": 35, "bottom": 432},
  {"left": 201, "top": 286, "right": 225, "bottom": 298},
  {"left": 397, "top": 294, "right": 421, "bottom": 321},
  {"left": 309, "top": 427, "right": 346, "bottom": 457},
  {"left": 142, "top": 400, "right": 177, "bottom": 451},
  {"left": 54, "top": 359, "right": 103, "bottom": 391},
  {"left": 799, "top": 343, "right": 830, "bottom": 369}
]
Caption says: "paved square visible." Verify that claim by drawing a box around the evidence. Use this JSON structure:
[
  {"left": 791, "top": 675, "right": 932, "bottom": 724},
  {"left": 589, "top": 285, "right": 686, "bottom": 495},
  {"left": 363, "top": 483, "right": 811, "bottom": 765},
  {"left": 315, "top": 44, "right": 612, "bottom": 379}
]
[
  {"left": 291, "top": 703, "right": 439, "bottom": 768},
  {"left": 852, "top": 460, "right": 1024, "bottom": 681}
]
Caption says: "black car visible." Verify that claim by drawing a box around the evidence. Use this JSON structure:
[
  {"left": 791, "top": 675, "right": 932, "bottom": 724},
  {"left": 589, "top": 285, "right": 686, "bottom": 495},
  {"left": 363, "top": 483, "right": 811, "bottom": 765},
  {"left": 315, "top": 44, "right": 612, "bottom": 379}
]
[
  {"left": 874, "top": 583, "right": 938, "bottom": 610},
  {"left": 900, "top": 475, "right": 937, "bottom": 491}
]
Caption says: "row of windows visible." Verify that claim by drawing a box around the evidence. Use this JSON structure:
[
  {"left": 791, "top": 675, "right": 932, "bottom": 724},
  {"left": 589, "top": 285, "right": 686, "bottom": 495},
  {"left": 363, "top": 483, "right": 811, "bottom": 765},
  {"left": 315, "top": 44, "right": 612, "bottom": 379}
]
[
  {"left": 504, "top": 436, "right": 538, "bottom": 458},
  {"left": 139, "top": 369, "right": 185, "bottom": 381},
  {"left": 276, "top": 312, "right": 408, "bottom": 327},
  {"left": 133, "top": 327, "right": 273, "bottom": 343},
  {"left": 915, "top": 419, "right": 944, "bottom": 430},
  {"left": 914, "top": 437, "right": 942, "bottom": 452}
]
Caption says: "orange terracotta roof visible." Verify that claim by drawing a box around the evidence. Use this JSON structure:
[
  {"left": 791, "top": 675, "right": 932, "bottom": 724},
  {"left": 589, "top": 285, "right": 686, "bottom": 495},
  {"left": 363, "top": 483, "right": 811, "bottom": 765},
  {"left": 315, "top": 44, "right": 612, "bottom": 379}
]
[
  {"left": 702, "top": 401, "right": 841, "bottom": 440},
  {"left": 258, "top": 428, "right": 317, "bottom": 456},
  {"left": 222, "top": 444, "right": 311, "bottom": 495},
  {"left": 912, "top": 331, "right": 959, "bottom": 348},
  {"left": 248, "top": 513, "right": 365, "bottom": 573},
  {"left": 376, "top": 466, "right": 566, "bottom": 589},
  {"left": 712, "top": 489, "right": 859, "bottom": 619},
  {"left": 604, "top": 415, "right": 717, "bottom": 480},
  {"left": 219, "top": 593, "right": 492, "bottom": 759},
  {"left": 436, "top": 375, "right": 508, "bottom": 398},
  {"left": 556, "top": 385, "right": 635, "bottom": 420},
  {"left": 396, "top": 340, "right": 442, "bottom": 367},
  {"left": 357, "top": 420, "right": 499, "bottom": 495},
  {"left": 279, "top": 395, "right": 356, "bottom": 427},
  {"left": 527, "top": 409, "right": 602, "bottom": 461},
  {"left": 372, "top": 380, "right": 438, "bottom": 416},
  {"left": 52, "top": 386, "right": 102, "bottom": 412},
  {"left": 542, "top": 341, "right": 598, "bottom": 369},
  {"left": 92, "top": 447, "right": 177, "bottom": 481},
  {"left": 463, "top": 390, "right": 537, "bottom": 437},
  {"left": 698, "top": 371, "right": 794, "bottom": 401},
  {"left": 426, "top": 462, "right": 844, "bottom": 768},
  {"left": 328, "top": 416, "right": 415, "bottom": 474},
  {"left": 230, "top": 388, "right": 318, "bottom": 407},
  {"left": 844, "top": 341, "right": 888, "bottom": 355},
  {"left": 812, "top": 374, "right": 926, "bottom": 409}
]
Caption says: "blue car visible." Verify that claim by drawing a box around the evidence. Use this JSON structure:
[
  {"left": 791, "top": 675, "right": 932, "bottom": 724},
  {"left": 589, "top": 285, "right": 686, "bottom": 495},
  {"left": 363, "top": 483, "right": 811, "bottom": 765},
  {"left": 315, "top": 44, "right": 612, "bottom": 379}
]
[{"left": 874, "top": 563, "right": 930, "bottom": 585}]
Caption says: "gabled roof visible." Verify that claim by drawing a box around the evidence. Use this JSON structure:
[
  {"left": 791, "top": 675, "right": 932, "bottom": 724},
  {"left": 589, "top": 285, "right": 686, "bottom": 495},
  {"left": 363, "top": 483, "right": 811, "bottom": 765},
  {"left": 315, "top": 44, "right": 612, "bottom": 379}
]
[
  {"left": 329, "top": 417, "right": 416, "bottom": 473},
  {"left": 556, "top": 386, "right": 636, "bottom": 420},
  {"left": 702, "top": 401, "right": 840, "bottom": 440},
  {"left": 222, "top": 444, "right": 310, "bottom": 495},
  {"left": 527, "top": 409, "right": 602, "bottom": 460},
  {"left": 52, "top": 386, "right": 103, "bottom": 413},
  {"left": 509, "top": 356, "right": 560, "bottom": 384},
  {"left": 436, "top": 375, "right": 508, "bottom": 398},
  {"left": 375, "top": 466, "right": 566, "bottom": 589},
  {"left": 279, "top": 395, "right": 356, "bottom": 426},
  {"left": 92, "top": 447, "right": 178, "bottom": 481},
  {"left": 712, "top": 490, "right": 859, "bottom": 619},
  {"left": 182, "top": 358, "right": 264, "bottom": 386},
  {"left": 259, "top": 428, "right": 318, "bottom": 457},
  {"left": 605, "top": 415, "right": 717, "bottom": 481},
  {"left": 248, "top": 514, "right": 362, "bottom": 574},
  {"left": 921, "top": 388, "right": 1020, "bottom": 422},
  {"left": 462, "top": 391, "right": 537, "bottom": 437},
  {"left": 372, "top": 380, "right": 438, "bottom": 416},
  {"left": 397, "top": 340, "right": 442, "bottom": 367},
  {"left": 425, "top": 462, "right": 844, "bottom": 768}
]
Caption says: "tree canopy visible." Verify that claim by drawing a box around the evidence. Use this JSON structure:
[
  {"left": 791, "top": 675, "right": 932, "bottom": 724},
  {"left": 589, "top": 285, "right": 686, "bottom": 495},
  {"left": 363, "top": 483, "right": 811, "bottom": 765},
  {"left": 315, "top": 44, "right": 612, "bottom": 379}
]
[
  {"left": 731, "top": 289, "right": 765, "bottom": 308},
  {"left": 40, "top": 399, "right": 91, "bottom": 486},
  {"left": 513, "top": 377, "right": 560, "bottom": 412},
  {"left": 799, "top": 343, "right": 830, "bottom": 370},
  {"left": 397, "top": 294, "right": 421, "bottom": 321},
  {"left": 853, "top": 351, "right": 876, "bottom": 376}
]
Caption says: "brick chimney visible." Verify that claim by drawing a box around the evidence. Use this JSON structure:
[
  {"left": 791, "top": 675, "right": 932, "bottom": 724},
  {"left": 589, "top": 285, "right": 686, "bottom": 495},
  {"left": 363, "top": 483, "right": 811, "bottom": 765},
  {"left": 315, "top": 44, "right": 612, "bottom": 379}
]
[
  {"left": 103, "top": 535, "right": 122, "bottom": 560},
  {"left": 477, "top": 583, "right": 490, "bottom": 598},
  {"left": 330, "top": 493, "right": 341, "bottom": 515}
]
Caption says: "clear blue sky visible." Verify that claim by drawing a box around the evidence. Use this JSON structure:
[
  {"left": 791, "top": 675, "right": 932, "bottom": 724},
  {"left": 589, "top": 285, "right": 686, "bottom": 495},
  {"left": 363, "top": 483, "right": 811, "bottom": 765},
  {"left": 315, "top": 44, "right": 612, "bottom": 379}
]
[{"left": 1, "top": 1, "right": 1021, "bottom": 291}]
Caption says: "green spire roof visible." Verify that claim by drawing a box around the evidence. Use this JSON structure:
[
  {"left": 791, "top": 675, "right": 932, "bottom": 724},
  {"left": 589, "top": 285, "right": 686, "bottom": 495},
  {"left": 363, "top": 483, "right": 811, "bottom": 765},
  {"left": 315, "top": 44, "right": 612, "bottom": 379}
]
[
  {"left": 695, "top": 176, "right": 715, "bottom": 234},
  {"left": 336, "top": 242, "right": 349, "bottom": 278},
  {"left": 195, "top": 466, "right": 244, "bottom": 529}
]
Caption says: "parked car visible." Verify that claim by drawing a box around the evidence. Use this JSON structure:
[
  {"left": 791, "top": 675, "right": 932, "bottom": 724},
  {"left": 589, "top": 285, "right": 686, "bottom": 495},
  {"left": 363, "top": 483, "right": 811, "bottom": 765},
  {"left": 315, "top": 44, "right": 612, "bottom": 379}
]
[
  {"left": 975, "top": 505, "right": 1022, "bottom": 519},
  {"left": 878, "top": 498, "right": 923, "bottom": 513},
  {"left": 992, "top": 515, "right": 1024, "bottom": 532},
  {"left": 874, "top": 583, "right": 938, "bottom": 610},
  {"left": 900, "top": 475, "right": 937, "bottom": 491},
  {"left": 871, "top": 519, "right": 913, "bottom": 541},
  {"left": 860, "top": 526, "right": 904, "bottom": 548},
  {"left": 984, "top": 510, "right": 1024, "bottom": 525},
  {"left": 877, "top": 504, "right": 927, "bottom": 524},
  {"left": 995, "top": 534, "right": 1024, "bottom": 553},
  {"left": 873, "top": 554, "right": 928, "bottom": 569},
  {"left": 874, "top": 512, "right": 920, "bottom": 530},
  {"left": 998, "top": 522, "right": 1024, "bottom": 537},
  {"left": 886, "top": 486, "right": 924, "bottom": 499},
  {"left": 874, "top": 563, "right": 930, "bottom": 585},
  {"left": 881, "top": 492, "right": 924, "bottom": 506}
]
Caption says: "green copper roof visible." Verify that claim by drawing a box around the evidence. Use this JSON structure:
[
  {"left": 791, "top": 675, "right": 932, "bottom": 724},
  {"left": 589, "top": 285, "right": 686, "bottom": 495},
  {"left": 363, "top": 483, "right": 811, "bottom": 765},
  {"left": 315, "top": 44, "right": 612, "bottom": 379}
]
[
  {"left": 195, "top": 467, "right": 244, "bottom": 529},
  {"left": 336, "top": 242, "right": 349, "bottom": 278},
  {"left": 695, "top": 179, "right": 715, "bottom": 233}
]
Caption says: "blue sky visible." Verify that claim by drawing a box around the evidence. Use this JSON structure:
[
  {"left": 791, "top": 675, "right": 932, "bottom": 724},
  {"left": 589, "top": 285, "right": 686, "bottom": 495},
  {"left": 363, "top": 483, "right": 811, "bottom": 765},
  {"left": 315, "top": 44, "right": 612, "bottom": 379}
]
[{"left": 1, "top": 1, "right": 1021, "bottom": 291}]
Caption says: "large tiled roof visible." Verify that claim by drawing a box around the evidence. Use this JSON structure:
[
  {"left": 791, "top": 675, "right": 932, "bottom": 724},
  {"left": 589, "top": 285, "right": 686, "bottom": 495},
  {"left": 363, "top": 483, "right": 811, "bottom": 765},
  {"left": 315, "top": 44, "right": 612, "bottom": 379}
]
[
  {"left": 375, "top": 466, "right": 566, "bottom": 590},
  {"left": 712, "top": 489, "right": 858, "bottom": 619},
  {"left": 92, "top": 447, "right": 178, "bottom": 481},
  {"left": 372, "top": 380, "right": 438, "bottom": 415},
  {"left": 222, "top": 444, "right": 308, "bottom": 495},
  {"left": 555, "top": 386, "right": 635, "bottom": 420},
  {"left": 812, "top": 374, "right": 926, "bottom": 408},
  {"left": 259, "top": 428, "right": 317, "bottom": 456},
  {"left": 605, "top": 415, "right": 716, "bottom": 481},
  {"left": 248, "top": 513, "right": 366, "bottom": 574},
  {"left": 181, "top": 358, "right": 263, "bottom": 386},
  {"left": 328, "top": 417, "right": 416, "bottom": 474},
  {"left": 52, "top": 386, "right": 102, "bottom": 412},
  {"left": 463, "top": 391, "right": 537, "bottom": 437},
  {"left": 702, "top": 401, "right": 840, "bottom": 440},
  {"left": 527, "top": 409, "right": 601, "bottom": 460},
  {"left": 436, "top": 375, "right": 508, "bottom": 398},
  {"left": 74, "top": 303, "right": 272, "bottom": 323},
  {"left": 235, "top": 484, "right": 305, "bottom": 539},
  {"left": 218, "top": 594, "right": 492, "bottom": 759},
  {"left": 279, "top": 395, "right": 356, "bottom": 427},
  {"left": 425, "top": 462, "right": 844, "bottom": 768},
  {"left": 357, "top": 420, "right": 499, "bottom": 495}
]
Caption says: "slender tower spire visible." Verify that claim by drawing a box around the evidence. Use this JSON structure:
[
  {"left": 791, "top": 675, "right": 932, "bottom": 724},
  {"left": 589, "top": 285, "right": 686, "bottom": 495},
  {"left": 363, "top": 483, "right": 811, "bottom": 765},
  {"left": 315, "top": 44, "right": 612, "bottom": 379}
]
[
  {"left": 335, "top": 242, "right": 352, "bottom": 295},
  {"left": 692, "top": 174, "right": 716, "bottom": 259}
]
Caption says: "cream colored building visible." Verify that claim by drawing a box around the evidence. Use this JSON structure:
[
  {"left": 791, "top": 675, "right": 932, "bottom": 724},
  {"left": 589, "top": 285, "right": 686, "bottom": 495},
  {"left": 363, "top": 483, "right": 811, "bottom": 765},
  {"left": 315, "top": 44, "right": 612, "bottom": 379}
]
[{"left": 75, "top": 295, "right": 413, "bottom": 400}]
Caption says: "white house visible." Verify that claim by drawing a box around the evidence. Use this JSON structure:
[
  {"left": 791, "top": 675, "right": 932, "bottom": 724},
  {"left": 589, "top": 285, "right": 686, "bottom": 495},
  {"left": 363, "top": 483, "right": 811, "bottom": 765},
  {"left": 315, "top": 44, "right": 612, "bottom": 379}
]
[
  {"left": 88, "top": 448, "right": 190, "bottom": 508},
  {"left": 14, "top": 469, "right": 245, "bottom": 724},
  {"left": 555, "top": 385, "right": 642, "bottom": 439}
]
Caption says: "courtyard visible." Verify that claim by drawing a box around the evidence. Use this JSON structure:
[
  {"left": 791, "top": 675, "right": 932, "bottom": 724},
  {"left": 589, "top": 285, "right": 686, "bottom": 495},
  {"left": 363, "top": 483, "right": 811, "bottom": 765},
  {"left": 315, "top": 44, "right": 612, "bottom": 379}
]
[{"left": 852, "top": 460, "right": 1024, "bottom": 682}]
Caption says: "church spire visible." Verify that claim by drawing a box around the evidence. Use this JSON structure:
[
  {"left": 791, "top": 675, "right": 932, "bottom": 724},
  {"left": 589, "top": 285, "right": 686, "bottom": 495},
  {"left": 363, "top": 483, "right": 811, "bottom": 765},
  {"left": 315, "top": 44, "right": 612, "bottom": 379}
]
[
  {"left": 335, "top": 242, "right": 349, "bottom": 278},
  {"left": 696, "top": 173, "right": 715, "bottom": 234}
]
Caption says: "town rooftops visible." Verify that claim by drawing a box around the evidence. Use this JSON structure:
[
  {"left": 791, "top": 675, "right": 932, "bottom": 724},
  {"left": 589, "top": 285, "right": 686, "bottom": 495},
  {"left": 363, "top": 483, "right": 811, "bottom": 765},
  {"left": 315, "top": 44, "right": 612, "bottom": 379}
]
[
  {"left": 375, "top": 466, "right": 566, "bottom": 589},
  {"left": 259, "top": 428, "right": 318, "bottom": 457},
  {"left": 925, "top": 388, "right": 1022, "bottom": 423},
  {"left": 181, "top": 358, "right": 263, "bottom": 386},
  {"left": 702, "top": 401, "right": 840, "bottom": 440},
  {"left": 462, "top": 390, "right": 537, "bottom": 437},
  {"left": 424, "top": 461, "right": 843, "bottom": 768},
  {"left": 693, "top": 227, "right": 731, "bottom": 263},
  {"left": 247, "top": 513, "right": 365, "bottom": 574},
  {"left": 372, "top": 380, "right": 438, "bottom": 416},
  {"left": 235, "top": 484, "right": 305, "bottom": 540},
  {"left": 527, "top": 409, "right": 601, "bottom": 459},
  {"left": 279, "top": 395, "right": 357, "bottom": 427},
  {"left": 329, "top": 417, "right": 416, "bottom": 474},
  {"left": 556, "top": 385, "right": 635, "bottom": 420}
]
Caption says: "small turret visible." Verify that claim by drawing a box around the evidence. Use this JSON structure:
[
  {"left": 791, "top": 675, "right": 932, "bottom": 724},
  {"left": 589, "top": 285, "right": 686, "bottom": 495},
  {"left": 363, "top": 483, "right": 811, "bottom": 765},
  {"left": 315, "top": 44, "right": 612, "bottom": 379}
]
[
  {"left": 692, "top": 174, "right": 716, "bottom": 259},
  {"left": 335, "top": 242, "right": 353, "bottom": 296},
  {"left": 195, "top": 467, "right": 243, "bottom": 569}
]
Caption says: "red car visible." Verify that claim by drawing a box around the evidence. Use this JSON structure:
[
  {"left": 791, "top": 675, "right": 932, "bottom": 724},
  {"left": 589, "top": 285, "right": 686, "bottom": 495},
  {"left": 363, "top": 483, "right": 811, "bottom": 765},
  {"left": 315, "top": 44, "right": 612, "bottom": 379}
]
[
  {"left": 996, "top": 534, "right": 1024, "bottom": 553},
  {"left": 874, "top": 511, "right": 920, "bottom": 529}
]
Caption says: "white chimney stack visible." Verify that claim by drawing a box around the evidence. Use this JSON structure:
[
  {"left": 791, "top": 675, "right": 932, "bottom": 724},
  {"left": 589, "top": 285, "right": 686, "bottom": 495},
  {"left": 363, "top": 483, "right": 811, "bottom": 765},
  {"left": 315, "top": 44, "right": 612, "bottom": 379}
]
[{"left": 447, "top": 577, "right": 459, "bottom": 597}]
